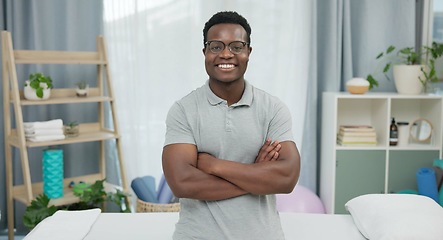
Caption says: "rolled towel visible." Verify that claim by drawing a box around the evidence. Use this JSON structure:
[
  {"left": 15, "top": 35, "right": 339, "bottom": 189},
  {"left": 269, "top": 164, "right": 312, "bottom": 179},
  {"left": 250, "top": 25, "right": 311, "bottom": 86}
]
[
  {"left": 24, "top": 119, "right": 63, "bottom": 130},
  {"left": 27, "top": 135, "right": 65, "bottom": 142},
  {"left": 25, "top": 128, "right": 64, "bottom": 137}
]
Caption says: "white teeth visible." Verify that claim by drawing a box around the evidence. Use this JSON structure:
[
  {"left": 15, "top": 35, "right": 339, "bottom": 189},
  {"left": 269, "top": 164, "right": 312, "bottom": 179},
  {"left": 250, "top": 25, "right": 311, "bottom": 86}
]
[{"left": 218, "top": 64, "right": 235, "bottom": 69}]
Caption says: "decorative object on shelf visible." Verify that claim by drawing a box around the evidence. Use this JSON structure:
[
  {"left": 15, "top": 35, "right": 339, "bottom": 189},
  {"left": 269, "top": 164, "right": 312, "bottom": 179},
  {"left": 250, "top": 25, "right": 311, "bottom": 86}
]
[
  {"left": 24, "top": 72, "right": 53, "bottom": 100},
  {"left": 410, "top": 118, "right": 433, "bottom": 144},
  {"left": 366, "top": 42, "right": 443, "bottom": 94},
  {"left": 23, "top": 179, "right": 130, "bottom": 230},
  {"left": 346, "top": 78, "right": 370, "bottom": 94},
  {"left": 64, "top": 121, "right": 79, "bottom": 137},
  {"left": 389, "top": 118, "right": 398, "bottom": 146},
  {"left": 397, "top": 121, "right": 409, "bottom": 146},
  {"left": 42, "top": 149, "right": 64, "bottom": 199},
  {"left": 76, "top": 80, "right": 89, "bottom": 97}
]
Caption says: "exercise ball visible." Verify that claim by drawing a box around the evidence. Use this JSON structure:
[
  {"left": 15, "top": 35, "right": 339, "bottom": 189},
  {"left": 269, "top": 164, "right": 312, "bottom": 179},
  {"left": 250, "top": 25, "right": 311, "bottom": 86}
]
[{"left": 276, "top": 185, "right": 325, "bottom": 213}]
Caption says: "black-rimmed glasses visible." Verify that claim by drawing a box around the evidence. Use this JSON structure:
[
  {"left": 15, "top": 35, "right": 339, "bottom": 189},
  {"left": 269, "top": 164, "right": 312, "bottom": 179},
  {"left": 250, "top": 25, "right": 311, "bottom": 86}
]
[{"left": 205, "top": 41, "right": 249, "bottom": 55}]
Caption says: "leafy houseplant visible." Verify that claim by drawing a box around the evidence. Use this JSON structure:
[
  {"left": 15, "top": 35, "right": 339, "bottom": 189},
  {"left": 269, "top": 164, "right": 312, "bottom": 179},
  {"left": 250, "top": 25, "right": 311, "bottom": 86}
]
[
  {"left": 366, "top": 42, "right": 443, "bottom": 93},
  {"left": 24, "top": 73, "right": 53, "bottom": 99},
  {"left": 23, "top": 179, "right": 130, "bottom": 229}
]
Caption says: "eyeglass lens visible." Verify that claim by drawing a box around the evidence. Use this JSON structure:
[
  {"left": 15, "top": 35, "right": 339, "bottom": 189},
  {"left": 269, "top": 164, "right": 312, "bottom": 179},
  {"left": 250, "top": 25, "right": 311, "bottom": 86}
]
[{"left": 207, "top": 41, "right": 247, "bottom": 54}]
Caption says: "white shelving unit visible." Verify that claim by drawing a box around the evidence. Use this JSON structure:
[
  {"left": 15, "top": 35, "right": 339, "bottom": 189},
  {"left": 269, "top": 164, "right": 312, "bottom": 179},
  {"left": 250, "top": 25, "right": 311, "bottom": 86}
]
[
  {"left": 1, "top": 31, "right": 129, "bottom": 239},
  {"left": 320, "top": 92, "right": 443, "bottom": 214}
]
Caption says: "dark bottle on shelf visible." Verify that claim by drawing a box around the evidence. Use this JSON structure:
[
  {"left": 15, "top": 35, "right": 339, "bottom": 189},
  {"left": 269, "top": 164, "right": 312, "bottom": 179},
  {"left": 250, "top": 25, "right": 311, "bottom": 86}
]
[{"left": 389, "top": 118, "right": 398, "bottom": 146}]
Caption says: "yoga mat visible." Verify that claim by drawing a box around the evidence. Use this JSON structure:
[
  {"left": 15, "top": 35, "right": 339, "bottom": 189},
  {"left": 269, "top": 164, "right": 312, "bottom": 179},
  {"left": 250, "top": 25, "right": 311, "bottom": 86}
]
[
  {"left": 157, "top": 174, "right": 174, "bottom": 204},
  {"left": 131, "top": 177, "right": 158, "bottom": 203},
  {"left": 416, "top": 167, "right": 439, "bottom": 203},
  {"left": 42, "top": 149, "right": 64, "bottom": 198}
]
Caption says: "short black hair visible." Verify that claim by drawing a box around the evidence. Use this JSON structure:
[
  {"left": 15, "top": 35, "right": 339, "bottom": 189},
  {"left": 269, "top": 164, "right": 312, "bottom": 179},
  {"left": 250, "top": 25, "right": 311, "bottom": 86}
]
[{"left": 203, "top": 11, "right": 252, "bottom": 46}]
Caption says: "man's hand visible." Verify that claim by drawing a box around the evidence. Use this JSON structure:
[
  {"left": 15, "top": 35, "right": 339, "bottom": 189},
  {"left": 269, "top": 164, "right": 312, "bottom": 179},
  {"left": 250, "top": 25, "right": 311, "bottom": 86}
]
[
  {"left": 255, "top": 139, "right": 281, "bottom": 163},
  {"left": 197, "top": 139, "right": 282, "bottom": 174}
]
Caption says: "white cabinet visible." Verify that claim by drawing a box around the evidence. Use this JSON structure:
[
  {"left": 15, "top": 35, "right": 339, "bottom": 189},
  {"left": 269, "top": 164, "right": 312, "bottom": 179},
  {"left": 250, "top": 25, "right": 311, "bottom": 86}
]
[{"left": 320, "top": 92, "right": 442, "bottom": 214}]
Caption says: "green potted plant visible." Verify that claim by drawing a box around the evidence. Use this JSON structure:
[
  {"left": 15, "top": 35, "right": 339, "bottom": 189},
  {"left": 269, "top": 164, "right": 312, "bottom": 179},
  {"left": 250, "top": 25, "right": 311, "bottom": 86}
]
[
  {"left": 24, "top": 72, "right": 53, "bottom": 100},
  {"left": 75, "top": 80, "right": 89, "bottom": 97},
  {"left": 366, "top": 42, "right": 443, "bottom": 94},
  {"left": 23, "top": 179, "right": 131, "bottom": 229},
  {"left": 64, "top": 121, "right": 79, "bottom": 137}
]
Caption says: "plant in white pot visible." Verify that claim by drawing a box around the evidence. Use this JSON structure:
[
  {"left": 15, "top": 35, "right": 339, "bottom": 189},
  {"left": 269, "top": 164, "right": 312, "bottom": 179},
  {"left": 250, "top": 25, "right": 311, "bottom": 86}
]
[
  {"left": 367, "top": 42, "right": 443, "bottom": 94},
  {"left": 24, "top": 73, "right": 53, "bottom": 100},
  {"left": 75, "top": 80, "right": 89, "bottom": 97}
]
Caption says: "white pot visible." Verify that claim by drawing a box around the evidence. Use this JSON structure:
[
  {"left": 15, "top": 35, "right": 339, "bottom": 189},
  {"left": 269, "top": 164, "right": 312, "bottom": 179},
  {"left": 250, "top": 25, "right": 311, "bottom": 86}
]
[
  {"left": 24, "top": 82, "right": 51, "bottom": 100},
  {"left": 393, "top": 65, "right": 426, "bottom": 95},
  {"left": 76, "top": 84, "right": 89, "bottom": 97}
]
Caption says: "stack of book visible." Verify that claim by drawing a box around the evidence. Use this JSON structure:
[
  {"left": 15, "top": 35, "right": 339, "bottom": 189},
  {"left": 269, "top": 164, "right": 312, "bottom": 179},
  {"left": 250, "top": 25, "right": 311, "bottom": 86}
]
[{"left": 337, "top": 125, "right": 377, "bottom": 146}]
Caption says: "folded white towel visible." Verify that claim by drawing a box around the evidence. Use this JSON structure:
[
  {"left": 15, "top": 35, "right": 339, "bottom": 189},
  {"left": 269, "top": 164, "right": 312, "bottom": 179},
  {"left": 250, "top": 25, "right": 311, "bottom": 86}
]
[
  {"left": 27, "top": 135, "right": 65, "bottom": 142},
  {"left": 24, "top": 208, "right": 101, "bottom": 240},
  {"left": 25, "top": 128, "right": 64, "bottom": 137},
  {"left": 24, "top": 119, "right": 63, "bottom": 129}
]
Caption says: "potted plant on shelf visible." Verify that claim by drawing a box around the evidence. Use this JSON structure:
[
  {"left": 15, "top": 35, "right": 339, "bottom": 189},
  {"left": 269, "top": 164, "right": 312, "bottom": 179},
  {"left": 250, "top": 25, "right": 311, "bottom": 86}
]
[
  {"left": 24, "top": 72, "right": 53, "bottom": 100},
  {"left": 366, "top": 42, "right": 443, "bottom": 94},
  {"left": 76, "top": 80, "right": 89, "bottom": 97},
  {"left": 64, "top": 121, "right": 79, "bottom": 137},
  {"left": 23, "top": 179, "right": 130, "bottom": 229}
]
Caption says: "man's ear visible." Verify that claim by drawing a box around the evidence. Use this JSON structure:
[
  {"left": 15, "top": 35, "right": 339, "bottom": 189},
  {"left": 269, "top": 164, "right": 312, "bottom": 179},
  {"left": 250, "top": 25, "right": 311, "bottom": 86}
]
[
  {"left": 248, "top": 47, "right": 252, "bottom": 55},
  {"left": 202, "top": 48, "right": 206, "bottom": 55}
]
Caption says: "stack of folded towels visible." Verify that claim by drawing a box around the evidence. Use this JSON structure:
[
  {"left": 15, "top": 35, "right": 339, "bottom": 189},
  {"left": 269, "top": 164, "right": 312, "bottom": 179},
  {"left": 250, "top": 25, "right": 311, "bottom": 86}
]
[
  {"left": 23, "top": 119, "right": 65, "bottom": 142},
  {"left": 131, "top": 174, "right": 177, "bottom": 204}
]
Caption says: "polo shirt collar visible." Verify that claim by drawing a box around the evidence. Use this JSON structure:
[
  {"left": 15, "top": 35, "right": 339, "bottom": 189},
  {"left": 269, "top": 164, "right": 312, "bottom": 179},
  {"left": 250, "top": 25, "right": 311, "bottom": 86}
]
[{"left": 205, "top": 80, "right": 253, "bottom": 107}]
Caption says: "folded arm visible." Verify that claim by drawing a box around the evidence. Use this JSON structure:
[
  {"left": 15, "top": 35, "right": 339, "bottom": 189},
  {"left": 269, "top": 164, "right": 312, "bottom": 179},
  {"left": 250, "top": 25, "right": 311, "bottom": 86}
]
[
  {"left": 162, "top": 140, "right": 282, "bottom": 201},
  {"left": 197, "top": 141, "right": 300, "bottom": 195}
]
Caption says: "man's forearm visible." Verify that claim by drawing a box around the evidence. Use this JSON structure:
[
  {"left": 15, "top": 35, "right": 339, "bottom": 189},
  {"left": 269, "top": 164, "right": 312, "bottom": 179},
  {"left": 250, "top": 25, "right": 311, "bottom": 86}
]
[
  {"left": 198, "top": 141, "right": 300, "bottom": 195},
  {"left": 176, "top": 166, "right": 248, "bottom": 201}
]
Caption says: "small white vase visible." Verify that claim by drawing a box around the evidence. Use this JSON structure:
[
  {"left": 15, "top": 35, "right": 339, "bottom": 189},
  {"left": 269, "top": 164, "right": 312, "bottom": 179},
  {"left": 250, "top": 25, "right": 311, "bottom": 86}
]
[
  {"left": 24, "top": 82, "right": 51, "bottom": 100},
  {"left": 393, "top": 65, "right": 426, "bottom": 95}
]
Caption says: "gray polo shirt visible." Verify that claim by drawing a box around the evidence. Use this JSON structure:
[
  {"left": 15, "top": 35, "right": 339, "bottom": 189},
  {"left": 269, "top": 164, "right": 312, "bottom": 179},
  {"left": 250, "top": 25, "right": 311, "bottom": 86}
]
[{"left": 165, "top": 80, "right": 294, "bottom": 240}]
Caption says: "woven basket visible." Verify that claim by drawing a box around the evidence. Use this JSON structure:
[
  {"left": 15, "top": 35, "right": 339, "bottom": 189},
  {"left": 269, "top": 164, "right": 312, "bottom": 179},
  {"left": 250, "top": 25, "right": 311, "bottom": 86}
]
[{"left": 136, "top": 198, "right": 181, "bottom": 212}]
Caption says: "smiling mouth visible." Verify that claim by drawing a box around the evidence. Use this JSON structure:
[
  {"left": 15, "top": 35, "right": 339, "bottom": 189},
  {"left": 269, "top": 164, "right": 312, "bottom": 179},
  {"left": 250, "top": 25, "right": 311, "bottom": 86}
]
[{"left": 217, "top": 64, "right": 236, "bottom": 69}]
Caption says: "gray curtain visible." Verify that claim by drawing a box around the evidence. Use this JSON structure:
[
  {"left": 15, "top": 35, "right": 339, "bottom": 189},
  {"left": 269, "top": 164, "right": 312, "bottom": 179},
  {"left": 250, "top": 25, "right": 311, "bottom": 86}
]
[
  {"left": 314, "top": 0, "right": 416, "bottom": 190},
  {"left": 0, "top": 0, "right": 103, "bottom": 235}
]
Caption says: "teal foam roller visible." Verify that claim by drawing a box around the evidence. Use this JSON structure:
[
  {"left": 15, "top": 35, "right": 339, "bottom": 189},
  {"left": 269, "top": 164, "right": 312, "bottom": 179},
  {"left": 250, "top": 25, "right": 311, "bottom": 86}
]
[{"left": 43, "top": 149, "right": 64, "bottom": 199}]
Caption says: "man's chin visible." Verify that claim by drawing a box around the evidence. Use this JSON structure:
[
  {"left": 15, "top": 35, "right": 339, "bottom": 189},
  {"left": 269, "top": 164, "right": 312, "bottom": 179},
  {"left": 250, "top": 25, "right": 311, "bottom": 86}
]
[{"left": 210, "top": 78, "right": 243, "bottom": 84}]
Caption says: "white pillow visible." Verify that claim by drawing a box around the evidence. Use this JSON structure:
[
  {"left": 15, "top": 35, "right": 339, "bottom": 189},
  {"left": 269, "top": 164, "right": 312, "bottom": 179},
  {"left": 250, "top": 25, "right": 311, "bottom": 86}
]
[{"left": 345, "top": 194, "right": 443, "bottom": 240}]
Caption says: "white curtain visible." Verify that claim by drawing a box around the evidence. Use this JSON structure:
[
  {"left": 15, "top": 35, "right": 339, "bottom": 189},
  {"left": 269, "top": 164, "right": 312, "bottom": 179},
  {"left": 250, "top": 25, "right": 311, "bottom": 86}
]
[{"left": 103, "top": 0, "right": 315, "bottom": 191}]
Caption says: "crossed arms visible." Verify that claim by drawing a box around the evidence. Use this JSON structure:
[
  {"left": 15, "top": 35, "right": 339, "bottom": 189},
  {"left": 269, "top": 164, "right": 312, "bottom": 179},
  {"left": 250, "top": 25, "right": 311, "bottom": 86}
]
[{"left": 162, "top": 139, "right": 301, "bottom": 201}]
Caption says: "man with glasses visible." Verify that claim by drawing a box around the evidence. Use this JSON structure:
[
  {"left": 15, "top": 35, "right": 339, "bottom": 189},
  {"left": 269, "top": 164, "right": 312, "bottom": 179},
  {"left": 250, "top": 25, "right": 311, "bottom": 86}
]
[{"left": 162, "top": 11, "right": 300, "bottom": 239}]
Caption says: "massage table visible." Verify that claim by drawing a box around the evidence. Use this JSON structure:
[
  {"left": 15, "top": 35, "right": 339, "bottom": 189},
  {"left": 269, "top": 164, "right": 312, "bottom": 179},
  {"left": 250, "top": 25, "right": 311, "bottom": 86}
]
[{"left": 24, "top": 210, "right": 365, "bottom": 240}]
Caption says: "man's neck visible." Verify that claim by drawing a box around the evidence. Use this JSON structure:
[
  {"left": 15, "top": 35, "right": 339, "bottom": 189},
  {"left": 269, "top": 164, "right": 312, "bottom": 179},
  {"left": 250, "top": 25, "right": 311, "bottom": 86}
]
[{"left": 209, "top": 79, "right": 245, "bottom": 106}]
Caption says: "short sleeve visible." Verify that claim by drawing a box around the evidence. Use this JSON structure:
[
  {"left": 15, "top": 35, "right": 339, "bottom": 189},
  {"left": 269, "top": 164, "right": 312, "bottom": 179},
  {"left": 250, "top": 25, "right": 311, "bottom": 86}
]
[
  {"left": 267, "top": 100, "right": 294, "bottom": 143},
  {"left": 164, "top": 102, "right": 196, "bottom": 146}
]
